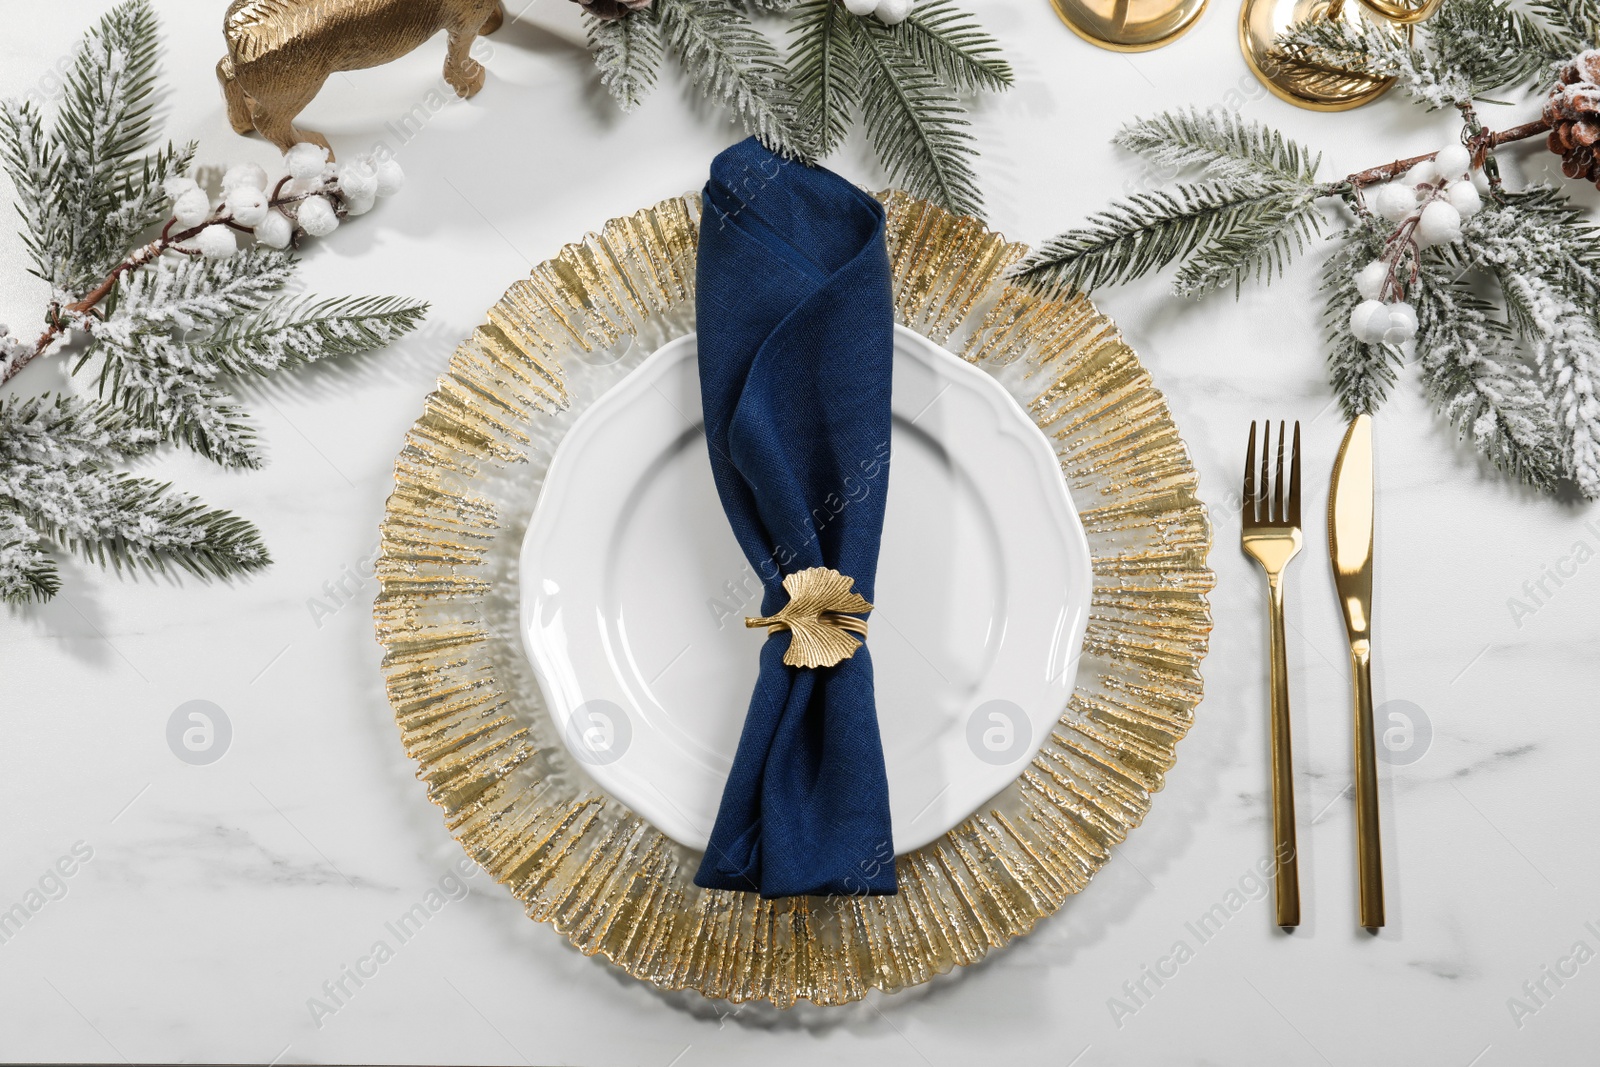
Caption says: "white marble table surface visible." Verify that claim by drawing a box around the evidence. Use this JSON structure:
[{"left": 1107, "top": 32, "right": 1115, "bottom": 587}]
[{"left": 3, "top": 1, "right": 1598, "bottom": 1063}]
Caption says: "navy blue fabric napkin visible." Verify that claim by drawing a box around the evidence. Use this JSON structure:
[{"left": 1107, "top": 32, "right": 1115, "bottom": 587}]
[{"left": 692, "top": 138, "right": 898, "bottom": 899}]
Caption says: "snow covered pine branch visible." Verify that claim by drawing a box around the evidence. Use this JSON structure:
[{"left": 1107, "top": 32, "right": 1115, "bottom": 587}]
[
  {"left": 578, "top": 0, "right": 1014, "bottom": 219},
  {"left": 0, "top": 0, "right": 427, "bottom": 603},
  {"left": 1014, "top": 0, "right": 1600, "bottom": 500}
]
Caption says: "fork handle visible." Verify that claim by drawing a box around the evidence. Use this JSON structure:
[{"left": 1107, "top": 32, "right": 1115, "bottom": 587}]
[
  {"left": 1351, "top": 643, "right": 1385, "bottom": 929},
  {"left": 1266, "top": 574, "right": 1300, "bottom": 928}
]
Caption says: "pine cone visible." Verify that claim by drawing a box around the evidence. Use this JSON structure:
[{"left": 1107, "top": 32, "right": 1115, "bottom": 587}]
[
  {"left": 1544, "top": 52, "right": 1600, "bottom": 187},
  {"left": 571, "top": 0, "right": 653, "bottom": 19}
]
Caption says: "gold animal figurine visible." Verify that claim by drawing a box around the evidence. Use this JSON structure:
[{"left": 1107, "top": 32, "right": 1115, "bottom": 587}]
[{"left": 217, "top": 0, "right": 505, "bottom": 154}]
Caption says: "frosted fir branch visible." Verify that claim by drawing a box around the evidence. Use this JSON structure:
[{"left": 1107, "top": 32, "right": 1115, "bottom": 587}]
[
  {"left": 586, "top": 9, "right": 664, "bottom": 112},
  {"left": 657, "top": 0, "right": 806, "bottom": 156},
  {"left": 198, "top": 295, "right": 429, "bottom": 376},
  {"left": 85, "top": 292, "right": 428, "bottom": 469},
  {"left": 1495, "top": 269, "right": 1600, "bottom": 495},
  {"left": 1020, "top": 6, "right": 1600, "bottom": 500},
  {"left": 1271, "top": 0, "right": 1575, "bottom": 108},
  {"left": 1414, "top": 258, "right": 1566, "bottom": 489},
  {"left": 1172, "top": 193, "right": 1324, "bottom": 297},
  {"left": 0, "top": 392, "right": 269, "bottom": 592},
  {"left": 1460, "top": 188, "right": 1600, "bottom": 494},
  {"left": 1115, "top": 109, "right": 1322, "bottom": 187},
  {"left": 1322, "top": 219, "right": 1401, "bottom": 417},
  {"left": 48, "top": 0, "right": 167, "bottom": 290},
  {"left": 0, "top": 394, "right": 158, "bottom": 469},
  {"left": 854, "top": 16, "right": 983, "bottom": 217},
  {"left": 891, "top": 0, "right": 1014, "bottom": 95},
  {"left": 789, "top": 0, "right": 861, "bottom": 156},
  {"left": 1270, "top": 16, "right": 1465, "bottom": 109},
  {"left": 1422, "top": 0, "right": 1563, "bottom": 96},
  {"left": 2, "top": 463, "right": 270, "bottom": 580},
  {"left": 585, "top": 1, "right": 1010, "bottom": 211},
  {"left": 1465, "top": 187, "right": 1600, "bottom": 303},
  {"left": 102, "top": 246, "right": 294, "bottom": 334},
  {"left": 0, "top": 99, "right": 67, "bottom": 282},
  {"left": 1014, "top": 109, "right": 1557, "bottom": 298},
  {"left": 1525, "top": 0, "right": 1600, "bottom": 71},
  {"left": 0, "top": 506, "right": 57, "bottom": 604},
  {"left": 95, "top": 138, "right": 197, "bottom": 275},
  {"left": 94, "top": 331, "right": 260, "bottom": 469},
  {"left": 0, "top": 326, "right": 31, "bottom": 384},
  {"left": 1013, "top": 180, "right": 1315, "bottom": 294}
]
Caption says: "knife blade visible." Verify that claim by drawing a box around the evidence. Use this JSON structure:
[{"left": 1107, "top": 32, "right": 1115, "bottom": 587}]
[{"left": 1329, "top": 414, "right": 1383, "bottom": 930}]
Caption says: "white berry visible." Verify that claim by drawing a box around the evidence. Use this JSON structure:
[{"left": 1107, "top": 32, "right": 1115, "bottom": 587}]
[
  {"left": 1416, "top": 199, "right": 1463, "bottom": 245},
  {"left": 297, "top": 195, "right": 340, "bottom": 236},
  {"left": 374, "top": 158, "right": 405, "bottom": 197},
  {"left": 194, "top": 224, "right": 237, "bottom": 259},
  {"left": 343, "top": 190, "right": 376, "bottom": 217},
  {"left": 1350, "top": 300, "right": 1390, "bottom": 343},
  {"left": 843, "top": 0, "right": 877, "bottom": 12},
  {"left": 875, "top": 0, "right": 912, "bottom": 22},
  {"left": 172, "top": 188, "right": 213, "bottom": 228},
  {"left": 337, "top": 159, "right": 378, "bottom": 201},
  {"left": 221, "top": 162, "right": 269, "bottom": 192},
  {"left": 224, "top": 185, "right": 269, "bottom": 227},
  {"left": 285, "top": 142, "right": 331, "bottom": 182},
  {"left": 163, "top": 175, "right": 200, "bottom": 202},
  {"left": 1401, "top": 159, "right": 1438, "bottom": 187},
  {"left": 1446, "top": 180, "right": 1482, "bottom": 218},
  {"left": 1381, "top": 300, "right": 1418, "bottom": 344},
  {"left": 1434, "top": 143, "right": 1472, "bottom": 180},
  {"left": 1355, "top": 259, "right": 1389, "bottom": 301},
  {"left": 1375, "top": 183, "right": 1417, "bottom": 223},
  {"left": 254, "top": 210, "right": 294, "bottom": 249}
]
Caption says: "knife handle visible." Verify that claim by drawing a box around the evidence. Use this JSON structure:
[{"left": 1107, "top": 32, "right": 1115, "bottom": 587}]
[
  {"left": 1266, "top": 575, "right": 1300, "bottom": 929},
  {"left": 1351, "top": 642, "right": 1385, "bottom": 929}
]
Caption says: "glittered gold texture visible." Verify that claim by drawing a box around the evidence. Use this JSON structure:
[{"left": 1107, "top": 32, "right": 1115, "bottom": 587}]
[{"left": 373, "top": 191, "right": 1215, "bottom": 1007}]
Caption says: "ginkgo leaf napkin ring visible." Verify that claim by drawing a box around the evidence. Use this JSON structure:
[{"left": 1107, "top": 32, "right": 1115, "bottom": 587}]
[{"left": 745, "top": 567, "right": 873, "bottom": 670}]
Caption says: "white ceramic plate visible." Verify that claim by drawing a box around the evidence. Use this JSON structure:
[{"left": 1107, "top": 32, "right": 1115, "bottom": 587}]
[{"left": 519, "top": 326, "right": 1092, "bottom": 854}]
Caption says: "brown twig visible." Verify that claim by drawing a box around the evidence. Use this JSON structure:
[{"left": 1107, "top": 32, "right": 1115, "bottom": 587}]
[
  {"left": 3, "top": 220, "right": 209, "bottom": 385},
  {"left": 1342, "top": 117, "right": 1552, "bottom": 189}
]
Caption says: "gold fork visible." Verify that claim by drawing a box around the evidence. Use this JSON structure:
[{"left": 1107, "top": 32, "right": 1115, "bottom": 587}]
[{"left": 1240, "top": 420, "right": 1302, "bottom": 929}]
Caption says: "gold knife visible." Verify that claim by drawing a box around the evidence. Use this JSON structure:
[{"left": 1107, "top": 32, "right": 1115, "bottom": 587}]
[{"left": 1329, "top": 414, "right": 1383, "bottom": 930}]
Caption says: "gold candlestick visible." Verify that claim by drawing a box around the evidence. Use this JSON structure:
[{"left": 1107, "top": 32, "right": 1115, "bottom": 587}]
[
  {"left": 1239, "top": 0, "right": 1443, "bottom": 111},
  {"left": 1050, "top": 0, "right": 1209, "bottom": 52}
]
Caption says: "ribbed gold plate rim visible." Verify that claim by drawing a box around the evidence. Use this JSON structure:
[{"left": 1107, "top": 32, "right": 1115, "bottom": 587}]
[{"left": 373, "top": 191, "right": 1214, "bottom": 1007}]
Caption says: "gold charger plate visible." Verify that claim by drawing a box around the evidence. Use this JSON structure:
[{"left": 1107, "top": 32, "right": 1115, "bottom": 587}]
[{"left": 373, "top": 191, "right": 1214, "bottom": 1007}]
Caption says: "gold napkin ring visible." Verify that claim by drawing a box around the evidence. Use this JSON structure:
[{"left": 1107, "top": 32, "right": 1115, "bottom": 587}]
[{"left": 745, "top": 566, "right": 873, "bottom": 669}]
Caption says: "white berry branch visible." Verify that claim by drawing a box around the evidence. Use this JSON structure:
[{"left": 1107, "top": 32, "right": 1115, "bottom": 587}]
[{"left": 2, "top": 143, "right": 404, "bottom": 388}]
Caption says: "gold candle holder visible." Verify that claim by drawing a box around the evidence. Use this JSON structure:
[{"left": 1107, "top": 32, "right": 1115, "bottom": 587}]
[
  {"left": 1050, "top": 0, "right": 1209, "bottom": 52},
  {"left": 1239, "top": 0, "right": 1443, "bottom": 111}
]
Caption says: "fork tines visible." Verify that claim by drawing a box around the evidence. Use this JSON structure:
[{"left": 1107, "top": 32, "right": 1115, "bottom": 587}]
[{"left": 1243, "top": 420, "right": 1302, "bottom": 527}]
